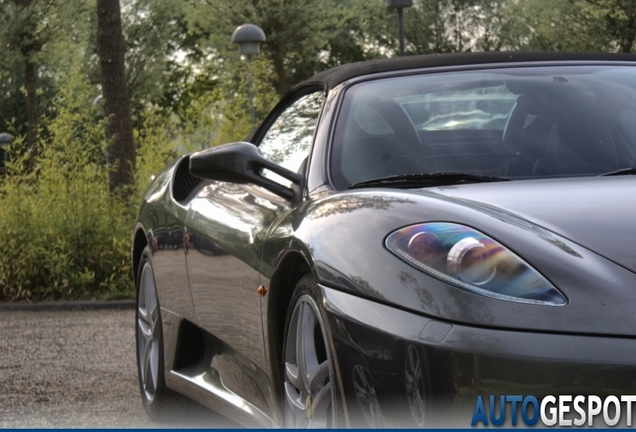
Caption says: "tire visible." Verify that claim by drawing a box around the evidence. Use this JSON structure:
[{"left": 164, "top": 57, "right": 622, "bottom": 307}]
[
  {"left": 135, "top": 246, "right": 189, "bottom": 422},
  {"left": 282, "top": 274, "right": 343, "bottom": 427}
]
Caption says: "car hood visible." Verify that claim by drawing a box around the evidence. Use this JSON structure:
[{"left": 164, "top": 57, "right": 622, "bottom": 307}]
[{"left": 424, "top": 176, "right": 636, "bottom": 273}]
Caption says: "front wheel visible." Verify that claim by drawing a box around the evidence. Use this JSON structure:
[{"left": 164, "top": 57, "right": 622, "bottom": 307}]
[{"left": 282, "top": 274, "right": 341, "bottom": 428}]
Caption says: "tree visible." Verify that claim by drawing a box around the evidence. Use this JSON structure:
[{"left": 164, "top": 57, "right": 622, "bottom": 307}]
[
  {"left": 517, "top": 0, "right": 636, "bottom": 52},
  {"left": 577, "top": 0, "right": 636, "bottom": 52},
  {"left": 185, "top": 0, "right": 342, "bottom": 95},
  {"left": 343, "top": 0, "right": 530, "bottom": 57},
  {"left": 96, "top": 0, "right": 136, "bottom": 194},
  {"left": 517, "top": 0, "right": 606, "bottom": 51},
  {"left": 120, "top": 0, "right": 199, "bottom": 115},
  {"left": 0, "top": 0, "right": 58, "bottom": 169}
]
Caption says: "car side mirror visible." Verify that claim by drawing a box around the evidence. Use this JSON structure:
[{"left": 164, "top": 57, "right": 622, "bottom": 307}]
[{"left": 189, "top": 142, "right": 301, "bottom": 200}]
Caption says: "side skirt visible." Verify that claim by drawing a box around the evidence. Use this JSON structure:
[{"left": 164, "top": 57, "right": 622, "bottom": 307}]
[{"left": 161, "top": 307, "right": 277, "bottom": 428}]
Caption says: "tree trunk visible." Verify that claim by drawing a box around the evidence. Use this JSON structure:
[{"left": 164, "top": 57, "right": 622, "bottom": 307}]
[
  {"left": 271, "top": 52, "right": 288, "bottom": 95},
  {"left": 96, "top": 0, "right": 136, "bottom": 196},
  {"left": 620, "top": 16, "right": 636, "bottom": 53},
  {"left": 24, "top": 59, "right": 38, "bottom": 172}
]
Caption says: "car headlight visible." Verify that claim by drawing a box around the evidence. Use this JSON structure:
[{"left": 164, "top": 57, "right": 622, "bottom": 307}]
[{"left": 385, "top": 222, "right": 567, "bottom": 306}]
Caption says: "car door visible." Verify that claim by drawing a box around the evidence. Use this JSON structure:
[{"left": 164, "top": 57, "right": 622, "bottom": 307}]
[{"left": 184, "top": 89, "right": 325, "bottom": 416}]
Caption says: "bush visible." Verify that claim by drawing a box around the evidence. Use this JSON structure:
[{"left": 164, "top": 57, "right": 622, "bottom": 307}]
[
  {"left": 0, "top": 53, "right": 278, "bottom": 302},
  {"left": 0, "top": 69, "right": 134, "bottom": 301}
]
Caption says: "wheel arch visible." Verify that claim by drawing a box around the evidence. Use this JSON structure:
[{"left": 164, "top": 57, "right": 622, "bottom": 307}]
[{"left": 266, "top": 250, "right": 312, "bottom": 417}]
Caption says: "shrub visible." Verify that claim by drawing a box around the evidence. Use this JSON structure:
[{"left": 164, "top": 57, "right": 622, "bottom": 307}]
[
  {"left": 0, "top": 53, "right": 278, "bottom": 302},
  {"left": 0, "top": 69, "right": 134, "bottom": 301}
]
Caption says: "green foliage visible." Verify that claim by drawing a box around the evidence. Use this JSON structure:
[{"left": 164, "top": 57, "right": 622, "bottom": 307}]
[
  {"left": 121, "top": 0, "right": 199, "bottom": 117},
  {"left": 205, "top": 57, "right": 280, "bottom": 145},
  {"left": 134, "top": 107, "right": 181, "bottom": 194},
  {"left": 0, "top": 0, "right": 94, "bottom": 146},
  {"left": 2, "top": 0, "right": 636, "bottom": 303},
  {"left": 519, "top": 0, "right": 611, "bottom": 51},
  {"left": 154, "top": 56, "right": 280, "bottom": 151},
  {"left": 567, "top": 0, "right": 636, "bottom": 53},
  {"left": 185, "top": 0, "right": 344, "bottom": 93},
  {"left": 0, "top": 66, "right": 134, "bottom": 302}
]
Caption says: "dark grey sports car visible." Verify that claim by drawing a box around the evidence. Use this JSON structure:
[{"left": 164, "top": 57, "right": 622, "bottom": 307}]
[{"left": 132, "top": 52, "right": 636, "bottom": 427}]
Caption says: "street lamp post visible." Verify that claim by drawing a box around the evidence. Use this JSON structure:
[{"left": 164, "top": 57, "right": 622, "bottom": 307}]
[
  {"left": 232, "top": 24, "right": 266, "bottom": 125},
  {"left": 0, "top": 132, "right": 14, "bottom": 177},
  {"left": 385, "top": 0, "right": 413, "bottom": 57}
]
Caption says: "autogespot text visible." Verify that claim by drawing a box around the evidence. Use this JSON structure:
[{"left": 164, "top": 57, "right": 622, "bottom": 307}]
[{"left": 471, "top": 395, "right": 636, "bottom": 427}]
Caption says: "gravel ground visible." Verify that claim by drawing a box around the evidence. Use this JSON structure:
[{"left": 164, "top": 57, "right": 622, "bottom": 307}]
[{"left": 0, "top": 308, "right": 234, "bottom": 428}]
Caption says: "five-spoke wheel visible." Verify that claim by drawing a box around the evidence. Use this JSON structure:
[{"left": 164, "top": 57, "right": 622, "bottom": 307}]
[
  {"left": 283, "top": 276, "right": 338, "bottom": 427},
  {"left": 137, "top": 259, "right": 160, "bottom": 404}
]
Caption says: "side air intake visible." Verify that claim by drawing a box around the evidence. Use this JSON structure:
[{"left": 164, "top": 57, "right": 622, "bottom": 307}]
[{"left": 172, "top": 155, "right": 203, "bottom": 203}]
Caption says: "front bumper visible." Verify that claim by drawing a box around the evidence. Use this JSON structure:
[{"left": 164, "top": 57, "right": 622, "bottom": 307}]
[{"left": 320, "top": 285, "right": 636, "bottom": 428}]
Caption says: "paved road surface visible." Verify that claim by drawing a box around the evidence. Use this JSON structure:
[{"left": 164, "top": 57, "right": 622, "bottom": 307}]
[{"left": 0, "top": 308, "right": 235, "bottom": 428}]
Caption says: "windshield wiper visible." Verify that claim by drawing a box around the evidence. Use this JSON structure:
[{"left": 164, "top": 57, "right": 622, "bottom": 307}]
[
  {"left": 600, "top": 167, "right": 636, "bottom": 177},
  {"left": 350, "top": 172, "right": 511, "bottom": 189}
]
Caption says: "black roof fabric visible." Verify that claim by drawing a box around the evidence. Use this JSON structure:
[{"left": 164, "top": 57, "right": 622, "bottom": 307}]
[{"left": 297, "top": 51, "right": 636, "bottom": 91}]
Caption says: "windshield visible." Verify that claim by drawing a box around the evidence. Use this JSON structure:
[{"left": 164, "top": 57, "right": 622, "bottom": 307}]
[{"left": 331, "top": 65, "right": 636, "bottom": 188}]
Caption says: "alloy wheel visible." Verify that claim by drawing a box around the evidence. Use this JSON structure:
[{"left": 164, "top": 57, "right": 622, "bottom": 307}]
[
  {"left": 284, "top": 294, "right": 336, "bottom": 427},
  {"left": 137, "top": 262, "right": 160, "bottom": 404}
]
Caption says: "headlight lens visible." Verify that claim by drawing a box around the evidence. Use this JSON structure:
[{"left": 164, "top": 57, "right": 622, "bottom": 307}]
[{"left": 386, "top": 222, "right": 567, "bottom": 306}]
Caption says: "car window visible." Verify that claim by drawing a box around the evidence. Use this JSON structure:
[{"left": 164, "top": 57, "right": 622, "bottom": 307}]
[
  {"left": 258, "top": 91, "right": 324, "bottom": 186},
  {"left": 332, "top": 65, "right": 636, "bottom": 188}
]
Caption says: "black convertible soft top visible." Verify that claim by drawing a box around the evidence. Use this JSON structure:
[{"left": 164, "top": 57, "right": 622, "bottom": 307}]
[{"left": 298, "top": 51, "right": 636, "bottom": 90}]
